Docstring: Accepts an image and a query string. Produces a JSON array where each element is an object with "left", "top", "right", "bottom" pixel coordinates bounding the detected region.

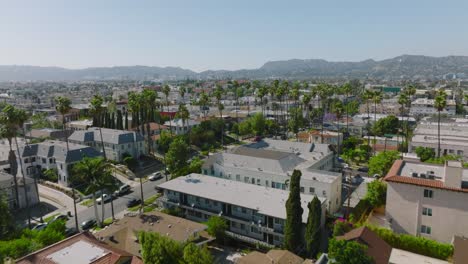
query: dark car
[
  {"left": 357, "top": 167, "right": 369, "bottom": 173},
  {"left": 81, "top": 219, "right": 96, "bottom": 230},
  {"left": 127, "top": 198, "right": 142, "bottom": 208},
  {"left": 49, "top": 214, "right": 68, "bottom": 224},
  {"left": 65, "top": 227, "right": 78, "bottom": 237}
]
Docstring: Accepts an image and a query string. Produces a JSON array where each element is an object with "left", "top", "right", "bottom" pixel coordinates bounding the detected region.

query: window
[
  {"left": 421, "top": 225, "right": 431, "bottom": 234},
  {"left": 214, "top": 201, "right": 219, "bottom": 206},
  {"left": 236, "top": 174, "right": 240, "bottom": 181},
  {"left": 251, "top": 178, "right": 255, "bottom": 184},
  {"left": 266, "top": 180, "right": 269, "bottom": 186},
  {"left": 300, "top": 187, "right": 304, "bottom": 193},
  {"left": 309, "top": 187, "right": 315, "bottom": 194},
  {"left": 241, "top": 207, "right": 247, "bottom": 214},
  {"left": 232, "top": 222, "right": 238, "bottom": 228},
  {"left": 424, "top": 189, "right": 433, "bottom": 198},
  {"left": 322, "top": 190, "right": 327, "bottom": 196},
  {"left": 251, "top": 226, "right": 260, "bottom": 234},
  {"left": 257, "top": 179, "right": 261, "bottom": 185},
  {"left": 195, "top": 197, "right": 200, "bottom": 202},
  {"left": 244, "top": 177, "right": 249, "bottom": 183},
  {"left": 240, "top": 224, "right": 245, "bottom": 230},
  {"left": 422, "top": 208, "right": 432, "bottom": 216}
]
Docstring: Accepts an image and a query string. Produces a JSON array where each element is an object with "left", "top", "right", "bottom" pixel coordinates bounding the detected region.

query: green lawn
[
  {"left": 80, "top": 199, "right": 94, "bottom": 207},
  {"left": 127, "top": 194, "right": 160, "bottom": 213}
]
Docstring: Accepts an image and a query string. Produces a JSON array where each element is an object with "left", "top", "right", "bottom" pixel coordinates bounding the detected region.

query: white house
[{"left": 164, "top": 118, "right": 200, "bottom": 135}]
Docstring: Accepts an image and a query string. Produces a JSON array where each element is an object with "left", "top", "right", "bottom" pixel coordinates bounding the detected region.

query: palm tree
[
  {"left": 257, "top": 84, "right": 267, "bottom": 117},
  {"left": 317, "top": 83, "right": 331, "bottom": 143},
  {"left": 213, "top": 85, "right": 225, "bottom": 147},
  {"left": 72, "top": 157, "right": 113, "bottom": 227},
  {"left": 434, "top": 90, "right": 447, "bottom": 158},
  {"left": 302, "top": 93, "right": 312, "bottom": 130},
  {"left": 128, "top": 92, "right": 141, "bottom": 130},
  {"left": 404, "top": 85, "right": 416, "bottom": 140},
  {"left": 398, "top": 93, "right": 409, "bottom": 155},
  {"left": 362, "top": 90, "right": 374, "bottom": 149},
  {"left": 332, "top": 101, "right": 344, "bottom": 156},
  {"left": 371, "top": 91, "right": 382, "bottom": 154},
  {"left": 0, "top": 108, "right": 19, "bottom": 208},
  {"left": 179, "top": 85, "right": 186, "bottom": 104},
  {"left": 176, "top": 103, "right": 190, "bottom": 138},
  {"left": 162, "top": 84, "right": 173, "bottom": 136},
  {"left": 198, "top": 91, "right": 209, "bottom": 121},
  {"left": 142, "top": 89, "right": 159, "bottom": 154},
  {"left": 341, "top": 83, "right": 352, "bottom": 134},
  {"left": 233, "top": 81, "right": 240, "bottom": 141},
  {"left": 90, "top": 95, "right": 107, "bottom": 159}
]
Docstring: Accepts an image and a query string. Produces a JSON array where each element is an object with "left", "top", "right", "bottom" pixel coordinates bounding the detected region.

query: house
[
  {"left": 158, "top": 173, "right": 327, "bottom": 247},
  {"left": 384, "top": 160, "right": 468, "bottom": 243},
  {"left": 16, "top": 231, "right": 142, "bottom": 264},
  {"left": 337, "top": 227, "right": 392, "bottom": 264},
  {"left": 130, "top": 122, "right": 168, "bottom": 143},
  {"left": 164, "top": 118, "right": 200, "bottom": 135},
  {"left": 18, "top": 140, "right": 103, "bottom": 186},
  {"left": 68, "top": 127, "right": 146, "bottom": 162},
  {"left": 236, "top": 249, "right": 306, "bottom": 264},
  {"left": 202, "top": 139, "right": 341, "bottom": 213},
  {"left": 0, "top": 171, "right": 39, "bottom": 209},
  {"left": 67, "top": 119, "right": 93, "bottom": 131},
  {"left": 410, "top": 98, "right": 456, "bottom": 116},
  {"left": 28, "top": 128, "right": 68, "bottom": 141},
  {"left": 309, "top": 130, "right": 343, "bottom": 146},
  {"left": 95, "top": 212, "right": 213, "bottom": 257}
]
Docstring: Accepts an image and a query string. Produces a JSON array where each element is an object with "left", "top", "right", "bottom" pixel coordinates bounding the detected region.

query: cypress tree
[
  {"left": 125, "top": 111, "right": 129, "bottom": 130},
  {"left": 305, "top": 196, "right": 322, "bottom": 257},
  {"left": 117, "top": 110, "right": 123, "bottom": 130},
  {"left": 111, "top": 112, "right": 115, "bottom": 129},
  {"left": 284, "top": 169, "right": 304, "bottom": 253}
]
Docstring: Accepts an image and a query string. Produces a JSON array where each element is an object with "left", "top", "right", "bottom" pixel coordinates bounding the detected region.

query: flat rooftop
[
  {"left": 389, "top": 248, "right": 449, "bottom": 264},
  {"left": 159, "top": 174, "right": 326, "bottom": 223},
  {"left": 411, "top": 134, "right": 468, "bottom": 146},
  {"left": 400, "top": 161, "right": 468, "bottom": 182},
  {"left": 47, "top": 240, "right": 110, "bottom": 264}
]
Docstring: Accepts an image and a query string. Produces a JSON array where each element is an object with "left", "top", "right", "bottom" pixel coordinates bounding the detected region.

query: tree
[
  {"left": 328, "top": 239, "right": 373, "bottom": 264},
  {"left": 434, "top": 90, "right": 447, "bottom": 158},
  {"left": 372, "top": 115, "right": 399, "bottom": 136},
  {"left": 331, "top": 100, "right": 344, "bottom": 154},
  {"left": 371, "top": 91, "right": 382, "bottom": 154},
  {"left": 305, "top": 196, "right": 321, "bottom": 258},
  {"left": 415, "top": 146, "right": 435, "bottom": 162},
  {"left": 71, "top": 157, "right": 112, "bottom": 227},
  {"left": 341, "top": 83, "right": 352, "bottom": 133},
  {"left": 206, "top": 216, "right": 228, "bottom": 241},
  {"left": 183, "top": 243, "right": 213, "bottom": 264},
  {"left": 90, "top": 95, "right": 107, "bottom": 159},
  {"left": 162, "top": 84, "right": 174, "bottom": 136},
  {"left": 0, "top": 192, "right": 14, "bottom": 238},
  {"left": 365, "top": 180, "right": 387, "bottom": 207},
  {"left": 165, "top": 137, "right": 190, "bottom": 174},
  {"left": 250, "top": 112, "right": 266, "bottom": 136},
  {"left": 288, "top": 107, "right": 304, "bottom": 141},
  {"left": 0, "top": 108, "right": 20, "bottom": 208},
  {"left": 284, "top": 169, "right": 304, "bottom": 253},
  {"left": 362, "top": 90, "right": 374, "bottom": 149},
  {"left": 332, "top": 221, "right": 353, "bottom": 237},
  {"left": 368, "top": 150, "right": 400, "bottom": 177},
  {"left": 213, "top": 85, "right": 225, "bottom": 147}
]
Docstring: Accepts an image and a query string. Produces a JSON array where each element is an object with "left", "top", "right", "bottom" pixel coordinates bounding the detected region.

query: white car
[
  {"left": 148, "top": 172, "right": 163, "bottom": 181},
  {"left": 96, "top": 194, "right": 112, "bottom": 204}
]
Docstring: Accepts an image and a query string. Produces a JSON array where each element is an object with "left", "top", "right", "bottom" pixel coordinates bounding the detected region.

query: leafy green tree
[
  {"left": 238, "top": 120, "right": 252, "bottom": 136},
  {"left": 372, "top": 115, "right": 399, "bottom": 136},
  {"left": 165, "top": 137, "right": 190, "bottom": 174},
  {"left": 305, "top": 196, "right": 321, "bottom": 257},
  {"left": 333, "top": 221, "right": 353, "bottom": 237},
  {"left": 415, "top": 146, "right": 435, "bottom": 162},
  {"left": 365, "top": 180, "right": 387, "bottom": 207},
  {"left": 368, "top": 150, "right": 400, "bottom": 177},
  {"left": 183, "top": 243, "right": 213, "bottom": 264},
  {"left": 206, "top": 216, "right": 228, "bottom": 241},
  {"left": 250, "top": 112, "right": 266, "bottom": 136},
  {"left": 284, "top": 169, "right": 304, "bottom": 253},
  {"left": 157, "top": 130, "right": 173, "bottom": 154},
  {"left": 328, "top": 239, "right": 373, "bottom": 264},
  {"left": 140, "top": 231, "right": 184, "bottom": 264},
  {"left": 0, "top": 192, "right": 14, "bottom": 238},
  {"left": 288, "top": 107, "right": 304, "bottom": 141}
]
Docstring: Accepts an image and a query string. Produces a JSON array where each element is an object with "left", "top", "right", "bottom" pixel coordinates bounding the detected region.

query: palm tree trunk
[
  {"left": 374, "top": 101, "right": 377, "bottom": 155},
  {"left": 438, "top": 111, "right": 441, "bottom": 158},
  {"left": 8, "top": 141, "right": 19, "bottom": 208},
  {"left": 93, "top": 192, "right": 101, "bottom": 227},
  {"left": 101, "top": 192, "right": 105, "bottom": 224},
  {"left": 15, "top": 136, "right": 30, "bottom": 228},
  {"left": 98, "top": 127, "right": 107, "bottom": 159},
  {"left": 366, "top": 100, "right": 371, "bottom": 149}
]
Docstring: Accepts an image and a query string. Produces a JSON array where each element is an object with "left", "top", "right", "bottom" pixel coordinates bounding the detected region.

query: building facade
[
  {"left": 0, "top": 171, "right": 39, "bottom": 209},
  {"left": 159, "top": 174, "right": 326, "bottom": 247},
  {"left": 384, "top": 160, "right": 468, "bottom": 243}
]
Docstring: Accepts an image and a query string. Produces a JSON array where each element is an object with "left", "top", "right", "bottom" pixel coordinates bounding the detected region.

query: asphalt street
[{"left": 66, "top": 176, "right": 166, "bottom": 230}]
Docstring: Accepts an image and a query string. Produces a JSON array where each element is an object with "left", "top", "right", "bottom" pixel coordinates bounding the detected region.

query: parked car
[
  {"left": 65, "top": 227, "right": 78, "bottom": 237},
  {"left": 32, "top": 223, "right": 48, "bottom": 231},
  {"left": 81, "top": 219, "right": 96, "bottom": 230},
  {"left": 148, "top": 172, "right": 162, "bottom": 181},
  {"left": 96, "top": 194, "right": 112, "bottom": 204},
  {"left": 126, "top": 198, "right": 141, "bottom": 208},
  {"left": 357, "top": 167, "right": 369, "bottom": 173},
  {"left": 49, "top": 214, "right": 68, "bottom": 223},
  {"left": 114, "top": 184, "right": 131, "bottom": 196}
]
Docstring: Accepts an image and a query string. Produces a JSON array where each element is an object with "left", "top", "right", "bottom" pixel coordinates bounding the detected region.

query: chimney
[{"left": 444, "top": 161, "right": 463, "bottom": 189}]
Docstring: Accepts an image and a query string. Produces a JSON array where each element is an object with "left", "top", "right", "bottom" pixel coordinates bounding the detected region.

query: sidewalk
[{"left": 38, "top": 184, "right": 87, "bottom": 214}]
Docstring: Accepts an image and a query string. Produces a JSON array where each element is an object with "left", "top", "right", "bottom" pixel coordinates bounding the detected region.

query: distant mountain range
[{"left": 1, "top": 55, "right": 468, "bottom": 81}]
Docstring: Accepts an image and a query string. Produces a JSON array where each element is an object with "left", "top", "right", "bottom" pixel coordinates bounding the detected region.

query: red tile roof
[
  {"left": 384, "top": 160, "right": 468, "bottom": 193},
  {"left": 337, "top": 227, "right": 392, "bottom": 264}
]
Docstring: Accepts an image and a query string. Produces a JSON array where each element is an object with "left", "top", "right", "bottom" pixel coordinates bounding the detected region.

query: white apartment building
[
  {"left": 18, "top": 140, "right": 102, "bottom": 186},
  {"left": 309, "top": 130, "right": 343, "bottom": 146},
  {"left": 384, "top": 160, "right": 468, "bottom": 243},
  {"left": 159, "top": 174, "right": 327, "bottom": 247},
  {"left": 164, "top": 118, "right": 200, "bottom": 135},
  {"left": 202, "top": 139, "right": 341, "bottom": 213},
  {"left": 410, "top": 98, "right": 456, "bottom": 116},
  {"left": 68, "top": 127, "right": 146, "bottom": 162},
  {"left": 410, "top": 118, "right": 468, "bottom": 160}
]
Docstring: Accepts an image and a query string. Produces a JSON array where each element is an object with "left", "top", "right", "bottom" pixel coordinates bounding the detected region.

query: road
[{"left": 66, "top": 176, "right": 167, "bottom": 230}]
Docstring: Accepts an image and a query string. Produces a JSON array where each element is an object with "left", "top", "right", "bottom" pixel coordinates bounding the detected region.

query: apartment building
[
  {"left": 159, "top": 174, "right": 327, "bottom": 247},
  {"left": 18, "top": 140, "right": 102, "bottom": 186},
  {"left": 358, "top": 98, "right": 403, "bottom": 115},
  {"left": 202, "top": 139, "right": 341, "bottom": 213},
  {"left": 68, "top": 127, "right": 146, "bottom": 162},
  {"left": 384, "top": 160, "right": 468, "bottom": 243},
  {"left": 0, "top": 171, "right": 39, "bottom": 209},
  {"left": 410, "top": 98, "right": 456, "bottom": 116},
  {"left": 309, "top": 130, "right": 343, "bottom": 146},
  {"left": 410, "top": 118, "right": 468, "bottom": 160},
  {"left": 163, "top": 118, "right": 200, "bottom": 135}
]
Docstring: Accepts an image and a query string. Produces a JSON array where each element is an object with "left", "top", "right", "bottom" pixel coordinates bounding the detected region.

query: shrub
[
  {"left": 366, "top": 225, "right": 453, "bottom": 260},
  {"left": 349, "top": 199, "right": 372, "bottom": 224}
]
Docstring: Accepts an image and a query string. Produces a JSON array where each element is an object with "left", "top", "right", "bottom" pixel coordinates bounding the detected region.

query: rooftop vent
[{"left": 412, "top": 172, "right": 418, "bottom": 177}]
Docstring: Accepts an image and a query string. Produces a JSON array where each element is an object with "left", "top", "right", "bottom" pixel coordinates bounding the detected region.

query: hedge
[
  {"left": 366, "top": 225, "right": 453, "bottom": 260},
  {"left": 349, "top": 199, "right": 371, "bottom": 224}
]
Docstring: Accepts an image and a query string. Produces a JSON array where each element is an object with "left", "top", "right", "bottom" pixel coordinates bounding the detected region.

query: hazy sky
[{"left": 0, "top": 0, "right": 467, "bottom": 72}]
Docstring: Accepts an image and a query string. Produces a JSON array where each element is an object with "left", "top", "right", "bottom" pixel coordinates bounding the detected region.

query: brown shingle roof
[
  {"left": 236, "top": 250, "right": 304, "bottom": 264},
  {"left": 16, "top": 232, "right": 140, "bottom": 264},
  {"left": 336, "top": 227, "right": 392, "bottom": 264}
]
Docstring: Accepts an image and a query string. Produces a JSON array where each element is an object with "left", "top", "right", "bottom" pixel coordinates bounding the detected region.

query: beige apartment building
[{"left": 384, "top": 160, "right": 468, "bottom": 243}]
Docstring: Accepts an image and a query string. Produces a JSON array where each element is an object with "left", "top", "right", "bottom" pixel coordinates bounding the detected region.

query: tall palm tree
[
  {"left": 90, "top": 95, "right": 107, "bottom": 159},
  {"left": 257, "top": 84, "right": 268, "bottom": 117},
  {"left": 54, "top": 96, "right": 79, "bottom": 229},
  {"left": 162, "top": 84, "right": 173, "bottom": 136},
  {"left": 362, "top": 90, "right": 374, "bottom": 149},
  {"left": 404, "top": 85, "right": 416, "bottom": 140},
  {"left": 434, "top": 90, "right": 447, "bottom": 158},
  {"left": 179, "top": 85, "right": 186, "bottom": 105},
  {"left": 213, "top": 85, "right": 225, "bottom": 147},
  {"left": 128, "top": 92, "right": 141, "bottom": 130},
  {"left": 0, "top": 108, "right": 19, "bottom": 208},
  {"left": 142, "top": 89, "right": 158, "bottom": 154},
  {"left": 198, "top": 91, "right": 209, "bottom": 121},
  {"left": 341, "top": 83, "right": 352, "bottom": 134},
  {"left": 72, "top": 157, "right": 113, "bottom": 227},
  {"left": 398, "top": 93, "right": 409, "bottom": 155},
  {"left": 176, "top": 103, "right": 190, "bottom": 138},
  {"left": 371, "top": 91, "right": 382, "bottom": 154},
  {"left": 233, "top": 81, "right": 240, "bottom": 141},
  {"left": 302, "top": 93, "right": 312, "bottom": 130},
  {"left": 332, "top": 101, "right": 344, "bottom": 156},
  {"left": 317, "top": 83, "right": 331, "bottom": 143}
]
